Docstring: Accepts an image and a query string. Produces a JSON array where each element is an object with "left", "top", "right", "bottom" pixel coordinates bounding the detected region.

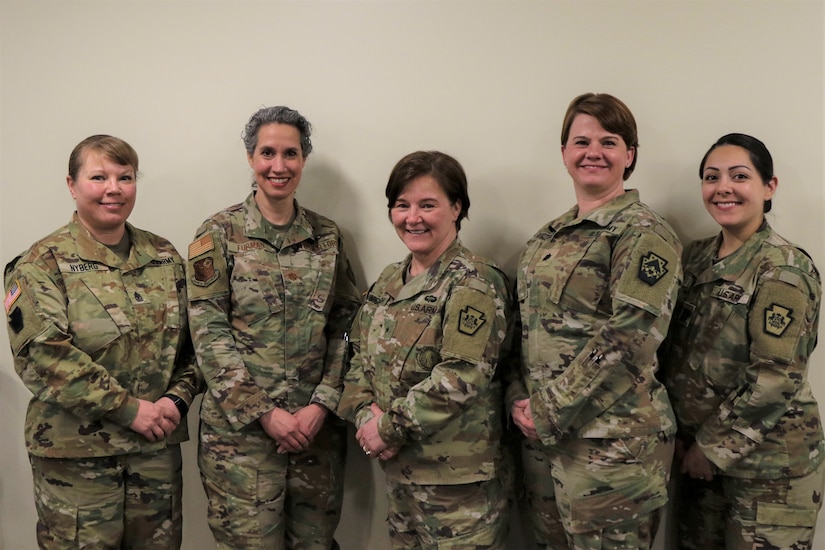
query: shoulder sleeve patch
[
  {"left": 749, "top": 279, "right": 808, "bottom": 362},
  {"left": 615, "top": 232, "right": 680, "bottom": 315},
  {"left": 441, "top": 287, "right": 496, "bottom": 363},
  {"left": 5, "top": 278, "right": 47, "bottom": 355},
  {"left": 186, "top": 233, "right": 230, "bottom": 301}
]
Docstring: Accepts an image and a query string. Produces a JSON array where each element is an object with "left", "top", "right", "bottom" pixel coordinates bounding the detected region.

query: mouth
[
  {"left": 713, "top": 201, "right": 742, "bottom": 208},
  {"left": 405, "top": 228, "right": 428, "bottom": 235},
  {"left": 267, "top": 177, "right": 290, "bottom": 185}
]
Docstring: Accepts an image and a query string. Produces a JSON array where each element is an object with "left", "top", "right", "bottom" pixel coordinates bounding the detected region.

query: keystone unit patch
[
  {"left": 638, "top": 252, "right": 668, "bottom": 286},
  {"left": 458, "top": 306, "right": 486, "bottom": 335},
  {"left": 764, "top": 303, "right": 793, "bottom": 337}
]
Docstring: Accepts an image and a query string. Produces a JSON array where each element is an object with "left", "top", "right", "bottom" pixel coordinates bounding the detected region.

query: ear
[
  {"left": 451, "top": 200, "right": 461, "bottom": 221},
  {"left": 247, "top": 152, "right": 254, "bottom": 168},
  {"left": 66, "top": 175, "right": 77, "bottom": 199},
  {"left": 764, "top": 175, "right": 778, "bottom": 200},
  {"left": 626, "top": 146, "right": 635, "bottom": 168}
]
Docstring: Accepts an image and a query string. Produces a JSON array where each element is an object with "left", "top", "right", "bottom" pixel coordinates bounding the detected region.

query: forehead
[
  {"left": 398, "top": 175, "right": 447, "bottom": 199},
  {"left": 705, "top": 144, "right": 753, "bottom": 168},
  {"left": 568, "top": 113, "right": 615, "bottom": 136},
  {"left": 78, "top": 148, "right": 133, "bottom": 173},
  {"left": 255, "top": 123, "right": 301, "bottom": 148}
]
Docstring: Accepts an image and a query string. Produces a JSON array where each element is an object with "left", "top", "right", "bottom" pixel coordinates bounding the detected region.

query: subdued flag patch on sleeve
[
  {"left": 4, "top": 279, "right": 21, "bottom": 314},
  {"left": 189, "top": 234, "right": 214, "bottom": 259}
]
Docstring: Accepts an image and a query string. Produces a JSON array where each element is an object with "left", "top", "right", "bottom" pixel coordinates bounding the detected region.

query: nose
[
  {"left": 716, "top": 174, "right": 733, "bottom": 194},
  {"left": 104, "top": 177, "right": 122, "bottom": 193},
  {"left": 271, "top": 154, "right": 286, "bottom": 172},
  {"left": 585, "top": 142, "right": 602, "bottom": 157},
  {"left": 407, "top": 206, "right": 423, "bottom": 223}
]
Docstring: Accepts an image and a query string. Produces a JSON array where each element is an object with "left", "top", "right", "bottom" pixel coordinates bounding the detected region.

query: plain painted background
[{"left": 1, "top": 1, "right": 823, "bottom": 548}]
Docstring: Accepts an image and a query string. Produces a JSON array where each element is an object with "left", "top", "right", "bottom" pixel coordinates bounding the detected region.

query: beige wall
[{"left": 1, "top": 1, "right": 823, "bottom": 548}]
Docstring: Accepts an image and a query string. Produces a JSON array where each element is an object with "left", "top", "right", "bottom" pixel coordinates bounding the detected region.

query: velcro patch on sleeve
[
  {"left": 749, "top": 279, "right": 808, "bottom": 362},
  {"left": 5, "top": 278, "right": 46, "bottom": 355},
  {"left": 615, "top": 232, "right": 679, "bottom": 315},
  {"left": 441, "top": 287, "right": 496, "bottom": 363},
  {"left": 188, "top": 234, "right": 215, "bottom": 259}
]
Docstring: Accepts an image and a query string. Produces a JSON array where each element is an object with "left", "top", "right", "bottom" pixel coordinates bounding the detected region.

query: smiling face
[
  {"left": 67, "top": 148, "right": 136, "bottom": 244},
  {"left": 390, "top": 175, "right": 460, "bottom": 271},
  {"left": 701, "top": 144, "right": 777, "bottom": 244},
  {"left": 248, "top": 123, "right": 306, "bottom": 208},
  {"left": 562, "top": 113, "right": 634, "bottom": 204}
]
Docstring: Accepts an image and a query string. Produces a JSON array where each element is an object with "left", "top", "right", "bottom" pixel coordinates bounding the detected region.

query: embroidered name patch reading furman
[
  {"left": 458, "top": 306, "right": 486, "bottom": 335},
  {"left": 638, "top": 252, "right": 668, "bottom": 286},
  {"left": 764, "top": 303, "right": 793, "bottom": 337}
]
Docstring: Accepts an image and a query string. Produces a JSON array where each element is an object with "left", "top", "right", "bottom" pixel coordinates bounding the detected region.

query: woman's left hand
[
  {"left": 356, "top": 403, "right": 391, "bottom": 459},
  {"left": 681, "top": 442, "right": 716, "bottom": 481}
]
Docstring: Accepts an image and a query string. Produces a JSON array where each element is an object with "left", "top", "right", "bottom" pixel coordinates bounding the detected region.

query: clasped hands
[
  {"left": 129, "top": 396, "right": 183, "bottom": 442},
  {"left": 259, "top": 403, "right": 328, "bottom": 454},
  {"left": 357, "top": 403, "right": 399, "bottom": 461}
]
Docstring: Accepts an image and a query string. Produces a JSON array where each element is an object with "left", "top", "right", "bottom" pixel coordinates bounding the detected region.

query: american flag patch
[
  {"left": 188, "top": 234, "right": 214, "bottom": 259},
  {"left": 4, "top": 279, "right": 21, "bottom": 314}
]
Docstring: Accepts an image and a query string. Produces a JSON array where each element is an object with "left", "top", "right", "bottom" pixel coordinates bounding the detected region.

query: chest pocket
[
  {"left": 526, "top": 232, "right": 609, "bottom": 314},
  {"left": 280, "top": 243, "right": 337, "bottom": 316},
  {"left": 230, "top": 248, "right": 284, "bottom": 326},
  {"left": 368, "top": 299, "right": 442, "bottom": 392},
  {"left": 686, "top": 283, "right": 750, "bottom": 388},
  {"left": 66, "top": 271, "right": 133, "bottom": 356}
]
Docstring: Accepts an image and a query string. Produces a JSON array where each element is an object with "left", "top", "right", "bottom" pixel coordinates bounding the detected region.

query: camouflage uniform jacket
[
  {"left": 338, "top": 239, "right": 511, "bottom": 485},
  {"left": 661, "top": 222, "right": 824, "bottom": 479},
  {"left": 187, "top": 193, "right": 361, "bottom": 431},
  {"left": 507, "top": 190, "right": 682, "bottom": 445},
  {"left": 3, "top": 213, "right": 200, "bottom": 458}
]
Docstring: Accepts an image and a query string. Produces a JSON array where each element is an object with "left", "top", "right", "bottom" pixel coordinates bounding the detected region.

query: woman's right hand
[
  {"left": 259, "top": 407, "right": 311, "bottom": 454},
  {"left": 129, "top": 399, "right": 177, "bottom": 441},
  {"left": 512, "top": 398, "right": 539, "bottom": 440}
]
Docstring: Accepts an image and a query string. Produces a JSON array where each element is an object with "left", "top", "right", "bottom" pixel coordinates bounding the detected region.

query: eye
[
  {"left": 574, "top": 139, "right": 588, "bottom": 146},
  {"left": 602, "top": 139, "right": 617, "bottom": 147},
  {"left": 702, "top": 173, "right": 718, "bottom": 182},
  {"left": 285, "top": 149, "right": 299, "bottom": 158},
  {"left": 393, "top": 201, "right": 409, "bottom": 210},
  {"left": 90, "top": 174, "right": 106, "bottom": 181},
  {"left": 120, "top": 174, "right": 134, "bottom": 182},
  {"left": 732, "top": 172, "right": 749, "bottom": 181},
  {"left": 259, "top": 148, "right": 274, "bottom": 158}
]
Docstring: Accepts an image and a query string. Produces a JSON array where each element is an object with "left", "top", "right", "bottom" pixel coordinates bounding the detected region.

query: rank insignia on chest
[
  {"left": 764, "top": 303, "right": 793, "bottom": 337},
  {"left": 458, "top": 306, "right": 486, "bottom": 335},
  {"left": 638, "top": 252, "right": 668, "bottom": 285}
]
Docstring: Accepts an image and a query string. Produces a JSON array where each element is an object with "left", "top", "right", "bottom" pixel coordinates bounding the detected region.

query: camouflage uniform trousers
[
  {"left": 385, "top": 475, "right": 510, "bottom": 550},
  {"left": 674, "top": 458, "right": 825, "bottom": 550},
  {"left": 198, "top": 418, "right": 347, "bottom": 550},
  {"left": 521, "top": 433, "right": 674, "bottom": 550},
  {"left": 29, "top": 446, "right": 183, "bottom": 550}
]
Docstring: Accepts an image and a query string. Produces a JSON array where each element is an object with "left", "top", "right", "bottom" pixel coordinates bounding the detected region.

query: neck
[
  {"left": 409, "top": 236, "right": 456, "bottom": 277},
  {"left": 575, "top": 186, "right": 624, "bottom": 217},
  {"left": 256, "top": 193, "right": 296, "bottom": 226},
  {"left": 78, "top": 217, "right": 126, "bottom": 245}
]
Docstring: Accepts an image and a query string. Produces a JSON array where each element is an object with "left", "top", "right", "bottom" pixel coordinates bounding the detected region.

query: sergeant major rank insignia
[
  {"left": 458, "top": 306, "right": 486, "bottom": 335},
  {"left": 638, "top": 251, "right": 668, "bottom": 286},
  {"left": 764, "top": 303, "right": 793, "bottom": 337}
]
